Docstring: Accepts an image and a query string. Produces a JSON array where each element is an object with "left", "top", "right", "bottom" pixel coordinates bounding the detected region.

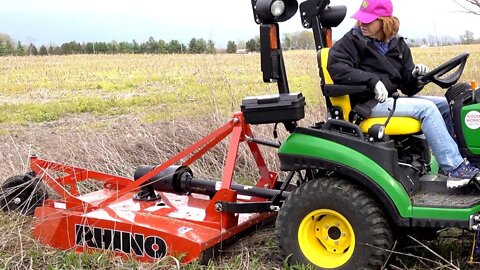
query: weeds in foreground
[{"left": 0, "top": 113, "right": 478, "bottom": 269}]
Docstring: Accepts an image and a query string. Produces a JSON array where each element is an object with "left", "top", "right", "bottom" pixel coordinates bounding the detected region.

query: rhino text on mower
[{"left": 1, "top": 0, "right": 480, "bottom": 269}]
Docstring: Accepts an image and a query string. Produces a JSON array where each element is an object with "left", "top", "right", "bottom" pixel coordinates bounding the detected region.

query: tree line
[
  {"left": 0, "top": 35, "right": 218, "bottom": 56},
  {"left": 407, "top": 30, "right": 480, "bottom": 47},
  {"left": 0, "top": 30, "right": 479, "bottom": 57},
  {"left": 0, "top": 32, "right": 314, "bottom": 56}
]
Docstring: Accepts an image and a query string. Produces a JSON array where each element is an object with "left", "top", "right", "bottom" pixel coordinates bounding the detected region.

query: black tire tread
[
  {"left": 0, "top": 174, "right": 48, "bottom": 215},
  {"left": 276, "top": 177, "right": 392, "bottom": 269}
]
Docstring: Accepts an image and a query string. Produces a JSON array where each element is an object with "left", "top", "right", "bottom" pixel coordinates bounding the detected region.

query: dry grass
[
  {"left": 0, "top": 45, "right": 479, "bottom": 269},
  {"left": 411, "top": 44, "right": 480, "bottom": 95}
]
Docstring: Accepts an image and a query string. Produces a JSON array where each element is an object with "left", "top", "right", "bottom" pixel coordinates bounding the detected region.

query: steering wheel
[{"left": 419, "top": 52, "right": 470, "bottom": 89}]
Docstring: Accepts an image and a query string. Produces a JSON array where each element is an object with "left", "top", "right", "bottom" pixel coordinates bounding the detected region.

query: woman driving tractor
[{"left": 327, "top": 0, "right": 479, "bottom": 188}]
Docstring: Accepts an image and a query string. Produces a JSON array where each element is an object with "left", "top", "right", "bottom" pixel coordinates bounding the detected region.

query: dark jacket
[{"left": 327, "top": 27, "right": 423, "bottom": 109}]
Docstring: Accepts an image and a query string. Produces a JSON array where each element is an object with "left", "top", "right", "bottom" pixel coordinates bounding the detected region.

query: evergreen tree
[
  {"left": 158, "top": 39, "right": 167, "bottom": 54},
  {"left": 0, "top": 43, "right": 6, "bottom": 56},
  {"left": 132, "top": 40, "right": 140, "bottom": 54},
  {"left": 189, "top": 38, "right": 207, "bottom": 53},
  {"left": 226, "top": 41, "right": 237, "bottom": 54},
  {"left": 0, "top": 34, "right": 14, "bottom": 55},
  {"left": 61, "top": 41, "right": 83, "bottom": 54},
  {"left": 139, "top": 42, "right": 148, "bottom": 54},
  {"left": 146, "top": 36, "right": 158, "bottom": 53},
  {"left": 85, "top": 42, "right": 95, "bottom": 54},
  {"left": 16, "top": 41, "right": 25, "bottom": 56},
  {"left": 118, "top": 42, "right": 131, "bottom": 53},
  {"left": 198, "top": 38, "right": 207, "bottom": 53},
  {"left": 207, "top": 40, "right": 216, "bottom": 54},
  {"left": 107, "top": 41, "right": 119, "bottom": 54},
  {"left": 28, "top": 43, "right": 38, "bottom": 55},
  {"left": 188, "top": 38, "right": 198, "bottom": 53},
  {"left": 283, "top": 33, "right": 292, "bottom": 50},
  {"left": 246, "top": 38, "right": 260, "bottom": 52},
  {"left": 0, "top": 42, "right": 9, "bottom": 56},
  {"left": 47, "top": 45, "right": 56, "bottom": 55},
  {"left": 95, "top": 42, "right": 108, "bottom": 54},
  {"left": 52, "top": 46, "right": 63, "bottom": 55},
  {"left": 39, "top": 45, "right": 48, "bottom": 55},
  {"left": 190, "top": 38, "right": 207, "bottom": 53},
  {"left": 167, "top": 40, "right": 183, "bottom": 54}
]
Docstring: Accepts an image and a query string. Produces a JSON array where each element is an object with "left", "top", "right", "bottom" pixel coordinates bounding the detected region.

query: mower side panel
[
  {"left": 33, "top": 191, "right": 275, "bottom": 263},
  {"left": 278, "top": 132, "right": 412, "bottom": 218}
]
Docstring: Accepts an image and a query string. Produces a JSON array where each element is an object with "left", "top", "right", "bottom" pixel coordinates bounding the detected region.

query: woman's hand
[
  {"left": 412, "top": 64, "right": 430, "bottom": 77},
  {"left": 374, "top": 81, "right": 388, "bottom": 103}
]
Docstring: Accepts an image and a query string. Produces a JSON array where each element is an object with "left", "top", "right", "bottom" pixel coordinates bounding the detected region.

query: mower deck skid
[{"left": 29, "top": 113, "right": 280, "bottom": 263}]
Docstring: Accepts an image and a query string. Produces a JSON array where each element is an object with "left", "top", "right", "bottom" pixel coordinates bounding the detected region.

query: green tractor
[{"left": 244, "top": 0, "right": 480, "bottom": 268}]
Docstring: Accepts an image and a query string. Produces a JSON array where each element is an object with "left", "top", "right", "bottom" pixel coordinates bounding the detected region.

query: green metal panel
[
  {"left": 278, "top": 133, "right": 413, "bottom": 218},
  {"left": 461, "top": 104, "right": 480, "bottom": 155},
  {"left": 412, "top": 205, "right": 480, "bottom": 220},
  {"left": 428, "top": 155, "right": 439, "bottom": 176}
]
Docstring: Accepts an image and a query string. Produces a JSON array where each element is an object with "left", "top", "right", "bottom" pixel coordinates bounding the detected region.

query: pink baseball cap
[{"left": 352, "top": 0, "right": 393, "bottom": 24}]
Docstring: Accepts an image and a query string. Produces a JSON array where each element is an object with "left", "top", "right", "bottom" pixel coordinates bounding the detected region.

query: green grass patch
[{"left": 0, "top": 46, "right": 478, "bottom": 125}]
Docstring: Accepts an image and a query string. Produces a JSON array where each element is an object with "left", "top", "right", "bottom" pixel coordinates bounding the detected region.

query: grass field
[
  {"left": 0, "top": 45, "right": 479, "bottom": 125},
  {"left": 0, "top": 45, "right": 479, "bottom": 269}
]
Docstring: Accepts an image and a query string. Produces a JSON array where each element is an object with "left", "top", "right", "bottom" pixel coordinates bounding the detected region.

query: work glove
[
  {"left": 412, "top": 64, "right": 429, "bottom": 77},
  {"left": 374, "top": 81, "right": 388, "bottom": 103}
]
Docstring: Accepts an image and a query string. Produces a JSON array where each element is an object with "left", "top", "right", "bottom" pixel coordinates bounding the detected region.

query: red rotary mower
[{"left": 5, "top": 110, "right": 296, "bottom": 263}]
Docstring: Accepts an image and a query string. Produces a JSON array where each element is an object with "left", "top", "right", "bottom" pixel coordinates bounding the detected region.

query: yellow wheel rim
[{"left": 298, "top": 209, "right": 355, "bottom": 268}]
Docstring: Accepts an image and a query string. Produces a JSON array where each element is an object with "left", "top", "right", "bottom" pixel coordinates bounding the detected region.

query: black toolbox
[{"left": 240, "top": 93, "right": 306, "bottom": 124}]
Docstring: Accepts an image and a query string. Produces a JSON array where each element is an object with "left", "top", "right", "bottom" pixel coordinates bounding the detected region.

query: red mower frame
[{"left": 30, "top": 112, "right": 284, "bottom": 263}]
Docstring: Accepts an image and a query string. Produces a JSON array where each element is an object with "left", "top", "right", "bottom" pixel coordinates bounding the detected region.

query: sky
[{"left": 0, "top": 0, "right": 479, "bottom": 48}]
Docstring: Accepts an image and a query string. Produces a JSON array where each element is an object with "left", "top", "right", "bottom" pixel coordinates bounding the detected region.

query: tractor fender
[
  {"left": 279, "top": 154, "right": 410, "bottom": 227},
  {"left": 278, "top": 132, "right": 413, "bottom": 226}
]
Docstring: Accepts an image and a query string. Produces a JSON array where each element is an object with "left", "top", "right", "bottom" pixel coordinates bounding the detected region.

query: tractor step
[
  {"left": 414, "top": 175, "right": 480, "bottom": 208},
  {"left": 419, "top": 174, "right": 480, "bottom": 193},
  {"left": 412, "top": 191, "right": 480, "bottom": 208}
]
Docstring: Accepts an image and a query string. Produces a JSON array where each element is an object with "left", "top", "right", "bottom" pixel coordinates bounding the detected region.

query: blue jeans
[{"left": 369, "top": 96, "right": 462, "bottom": 172}]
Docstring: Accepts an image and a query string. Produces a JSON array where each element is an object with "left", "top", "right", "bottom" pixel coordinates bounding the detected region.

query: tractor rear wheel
[
  {"left": 0, "top": 174, "right": 48, "bottom": 215},
  {"left": 276, "top": 177, "right": 392, "bottom": 269}
]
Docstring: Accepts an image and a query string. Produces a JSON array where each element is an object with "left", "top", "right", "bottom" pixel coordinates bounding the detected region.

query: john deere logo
[{"left": 361, "top": 1, "right": 369, "bottom": 8}]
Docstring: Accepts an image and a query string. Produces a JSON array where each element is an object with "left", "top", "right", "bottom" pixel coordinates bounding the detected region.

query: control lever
[
  {"left": 368, "top": 92, "right": 400, "bottom": 142},
  {"left": 384, "top": 92, "right": 400, "bottom": 128}
]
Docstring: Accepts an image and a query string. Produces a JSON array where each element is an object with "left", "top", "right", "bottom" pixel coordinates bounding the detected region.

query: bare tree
[
  {"left": 460, "top": 30, "right": 476, "bottom": 44},
  {"left": 454, "top": 0, "right": 480, "bottom": 15},
  {"left": 439, "top": 35, "right": 457, "bottom": 45},
  {"left": 427, "top": 35, "right": 437, "bottom": 46}
]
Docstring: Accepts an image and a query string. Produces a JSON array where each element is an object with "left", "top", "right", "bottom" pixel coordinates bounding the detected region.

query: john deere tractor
[{"left": 243, "top": 0, "right": 480, "bottom": 268}]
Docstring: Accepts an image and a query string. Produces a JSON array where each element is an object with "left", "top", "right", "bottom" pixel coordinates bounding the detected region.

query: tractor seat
[{"left": 319, "top": 48, "right": 421, "bottom": 135}]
